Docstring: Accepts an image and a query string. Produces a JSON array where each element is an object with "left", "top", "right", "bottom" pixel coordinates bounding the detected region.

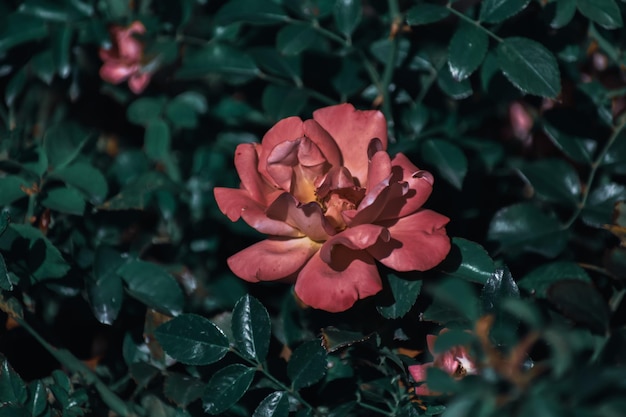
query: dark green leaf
[
  {"left": 284, "top": 0, "right": 334, "bottom": 19},
  {"left": 547, "top": 280, "right": 610, "bottom": 335},
  {"left": 320, "top": 327, "right": 371, "bottom": 353},
  {"left": 428, "top": 277, "right": 480, "bottom": 322},
  {"left": 232, "top": 295, "right": 271, "bottom": 361},
  {"left": 0, "top": 13, "right": 47, "bottom": 52},
  {"left": 117, "top": 260, "right": 184, "bottom": 316},
  {"left": 0, "top": 176, "right": 30, "bottom": 206},
  {"left": 52, "top": 25, "right": 72, "bottom": 78},
  {"left": 165, "top": 101, "right": 198, "bottom": 130},
  {"left": 437, "top": 66, "right": 473, "bottom": 99},
  {"left": 487, "top": 203, "right": 568, "bottom": 258},
  {"left": 19, "top": 0, "right": 81, "bottom": 22},
  {"left": 552, "top": 0, "right": 577, "bottom": 28},
  {"left": 202, "top": 364, "right": 256, "bottom": 415},
  {"left": 421, "top": 139, "right": 468, "bottom": 189},
  {"left": 251, "top": 47, "right": 301, "bottom": 81},
  {"left": 519, "top": 261, "right": 591, "bottom": 297},
  {"left": 253, "top": 391, "right": 289, "bottom": 417},
  {"left": 30, "top": 50, "right": 55, "bottom": 85},
  {"left": 276, "top": 25, "right": 318, "bottom": 56},
  {"left": 497, "top": 37, "right": 561, "bottom": 98},
  {"left": 155, "top": 314, "right": 229, "bottom": 365},
  {"left": 41, "top": 187, "right": 86, "bottom": 215},
  {"left": 376, "top": 274, "right": 422, "bottom": 319},
  {"left": 448, "top": 22, "right": 489, "bottom": 81},
  {"left": 163, "top": 373, "right": 204, "bottom": 407},
  {"left": 144, "top": 119, "right": 171, "bottom": 161},
  {"left": 577, "top": 0, "right": 623, "bottom": 29},
  {"left": 405, "top": 4, "right": 450, "bottom": 25},
  {"left": 50, "top": 161, "right": 109, "bottom": 204},
  {"left": 0, "top": 212, "right": 9, "bottom": 237},
  {"left": 177, "top": 44, "right": 259, "bottom": 83},
  {"left": 443, "top": 238, "right": 495, "bottom": 284},
  {"left": 331, "top": 57, "right": 367, "bottom": 97},
  {"left": 43, "top": 123, "right": 89, "bottom": 170},
  {"left": 287, "top": 340, "right": 327, "bottom": 389},
  {"left": 5, "top": 68, "right": 27, "bottom": 106},
  {"left": 215, "top": 0, "right": 287, "bottom": 25},
  {"left": 582, "top": 183, "right": 626, "bottom": 226},
  {"left": 129, "top": 362, "right": 159, "bottom": 389},
  {"left": 432, "top": 329, "right": 474, "bottom": 353},
  {"left": 480, "top": 0, "right": 531, "bottom": 23},
  {"left": 0, "top": 355, "right": 27, "bottom": 404},
  {"left": 26, "top": 381, "right": 47, "bottom": 417},
  {"left": 481, "top": 266, "right": 520, "bottom": 314},
  {"left": 127, "top": 98, "right": 165, "bottom": 126},
  {"left": 426, "top": 367, "right": 458, "bottom": 394},
  {"left": 100, "top": 171, "right": 173, "bottom": 210},
  {"left": 262, "top": 85, "right": 308, "bottom": 121},
  {"left": 541, "top": 122, "right": 592, "bottom": 163},
  {"left": 333, "top": 0, "right": 361, "bottom": 37},
  {"left": 0, "top": 254, "right": 11, "bottom": 291},
  {"left": 518, "top": 158, "right": 581, "bottom": 206},
  {"left": 88, "top": 246, "right": 125, "bottom": 325}
]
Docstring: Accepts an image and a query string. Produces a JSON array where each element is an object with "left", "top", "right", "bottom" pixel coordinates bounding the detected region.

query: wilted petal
[
  {"left": 319, "top": 224, "right": 389, "bottom": 264},
  {"left": 295, "top": 249, "right": 382, "bottom": 312},
  {"left": 228, "top": 237, "right": 321, "bottom": 282},
  {"left": 313, "top": 103, "right": 387, "bottom": 187},
  {"left": 213, "top": 188, "right": 302, "bottom": 237},
  {"left": 99, "top": 62, "right": 136, "bottom": 84},
  {"left": 128, "top": 72, "right": 151, "bottom": 94},
  {"left": 266, "top": 193, "right": 334, "bottom": 241},
  {"left": 368, "top": 210, "right": 450, "bottom": 271}
]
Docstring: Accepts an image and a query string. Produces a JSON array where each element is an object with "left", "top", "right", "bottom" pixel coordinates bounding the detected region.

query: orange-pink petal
[
  {"left": 128, "top": 72, "right": 151, "bottom": 94},
  {"left": 228, "top": 237, "right": 320, "bottom": 282},
  {"left": 294, "top": 249, "right": 382, "bottom": 312},
  {"left": 259, "top": 116, "right": 304, "bottom": 187},
  {"left": 302, "top": 119, "right": 342, "bottom": 168},
  {"left": 235, "top": 143, "right": 281, "bottom": 205},
  {"left": 99, "top": 62, "right": 136, "bottom": 84},
  {"left": 266, "top": 193, "right": 334, "bottom": 241},
  {"left": 319, "top": 224, "right": 390, "bottom": 264}
]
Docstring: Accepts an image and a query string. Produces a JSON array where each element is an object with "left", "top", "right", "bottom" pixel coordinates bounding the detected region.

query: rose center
[{"left": 318, "top": 187, "right": 365, "bottom": 231}]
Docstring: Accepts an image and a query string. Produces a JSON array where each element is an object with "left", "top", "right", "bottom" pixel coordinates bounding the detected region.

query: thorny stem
[
  {"left": 445, "top": 4, "right": 504, "bottom": 43},
  {"left": 563, "top": 114, "right": 626, "bottom": 228}
]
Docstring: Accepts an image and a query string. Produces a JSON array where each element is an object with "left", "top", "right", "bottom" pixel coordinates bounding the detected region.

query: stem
[
  {"left": 563, "top": 114, "right": 626, "bottom": 228},
  {"left": 356, "top": 397, "right": 393, "bottom": 416},
  {"left": 445, "top": 4, "right": 503, "bottom": 43},
  {"left": 288, "top": 18, "right": 349, "bottom": 47}
]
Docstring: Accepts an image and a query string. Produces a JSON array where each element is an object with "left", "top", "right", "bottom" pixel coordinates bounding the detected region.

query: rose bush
[
  {"left": 99, "top": 21, "right": 151, "bottom": 94},
  {"left": 408, "top": 330, "right": 477, "bottom": 396},
  {"left": 214, "top": 103, "right": 451, "bottom": 312}
]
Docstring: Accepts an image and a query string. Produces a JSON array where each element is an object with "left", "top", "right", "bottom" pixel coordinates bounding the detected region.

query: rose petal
[
  {"left": 367, "top": 210, "right": 451, "bottom": 271},
  {"left": 213, "top": 188, "right": 302, "bottom": 237},
  {"left": 302, "top": 119, "right": 342, "bottom": 167},
  {"left": 266, "top": 193, "right": 334, "bottom": 241},
  {"left": 259, "top": 116, "right": 304, "bottom": 187},
  {"left": 295, "top": 249, "right": 382, "bottom": 312},
  {"left": 228, "top": 237, "right": 321, "bottom": 282},
  {"left": 408, "top": 363, "right": 431, "bottom": 383},
  {"left": 313, "top": 103, "right": 387, "bottom": 187},
  {"left": 235, "top": 143, "right": 281, "bottom": 205},
  {"left": 99, "top": 62, "right": 136, "bottom": 84},
  {"left": 414, "top": 385, "right": 434, "bottom": 396},
  {"left": 427, "top": 334, "right": 438, "bottom": 355},
  {"left": 367, "top": 150, "right": 392, "bottom": 188},
  {"left": 319, "top": 224, "right": 390, "bottom": 264},
  {"left": 342, "top": 181, "right": 406, "bottom": 226},
  {"left": 116, "top": 22, "right": 146, "bottom": 60},
  {"left": 128, "top": 72, "right": 151, "bottom": 94}
]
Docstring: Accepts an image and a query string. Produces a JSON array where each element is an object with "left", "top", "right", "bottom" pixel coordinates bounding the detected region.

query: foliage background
[{"left": 1, "top": 0, "right": 626, "bottom": 416}]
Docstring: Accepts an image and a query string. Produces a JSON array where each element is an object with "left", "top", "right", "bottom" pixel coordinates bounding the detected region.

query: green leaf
[
  {"left": 481, "top": 266, "right": 520, "bottom": 314},
  {"left": 518, "top": 158, "right": 581, "bottom": 207},
  {"left": 43, "top": 123, "right": 89, "bottom": 170},
  {"left": 5, "top": 68, "right": 27, "bottom": 106},
  {"left": 333, "top": 0, "right": 361, "bottom": 37},
  {"left": 405, "top": 4, "right": 450, "bottom": 25},
  {"left": 421, "top": 139, "right": 468, "bottom": 189},
  {"left": 117, "top": 260, "right": 184, "bottom": 316},
  {"left": 287, "top": 340, "right": 327, "bottom": 389},
  {"left": 487, "top": 203, "right": 568, "bottom": 258},
  {"left": 52, "top": 24, "right": 72, "bottom": 78},
  {"left": 41, "top": 187, "right": 86, "bottom": 215},
  {"left": 0, "top": 13, "right": 47, "bottom": 52},
  {"left": 0, "top": 212, "right": 9, "bottom": 237},
  {"left": 376, "top": 274, "right": 422, "bottom": 319},
  {"left": 127, "top": 98, "right": 165, "bottom": 126},
  {"left": 165, "top": 101, "right": 198, "bottom": 130},
  {"left": 155, "top": 314, "right": 229, "bottom": 365},
  {"left": 577, "top": 0, "right": 623, "bottom": 29},
  {"left": 232, "top": 295, "right": 271, "bottom": 362},
  {"left": 432, "top": 329, "right": 474, "bottom": 353},
  {"left": 100, "top": 171, "right": 173, "bottom": 210},
  {"left": 479, "top": 0, "right": 531, "bottom": 23},
  {"left": 276, "top": 25, "right": 318, "bottom": 56},
  {"left": 319, "top": 327, "right": 371, "bottom": 353},
  {"left": 547, "top": 280, "right": 610, "bottom": 335},
  {"left": 144, "top": 119, "right": 171, "bottom": 161},
  {"left": 202, "top": 364, "right": 256, "bottom": 415},
  {"left": 0, "top": 254, "right": 11, "bottom": 291},
  {"left": 0, "top": 354, "right": 27, "bottom": 404},
  {"left": 426, "top": 367, "right": 458, "bottom": 394},
  {"left": 541, "top": 122, "right": 592, "bottom": 163},
  {"left": 50, "top": 161, "right": 109, "bottom": 204},
  {"left": 30, "top": 50, "right": 55, "bottom": 85},
  {"left": 26, "top": 381, "right": 47, "bottom": 417},
  {"left": 0, "top": 176, "right": 30, "bottom": 206},
  {"left": 251, "top": 47, "right": 301, "bottom": 81},
  {"left": 552, "top": 0, "right": 577, "bottom": 28},
  {"left": 253, "top": 391, "right": 289, "bottom": 417},
  {"left": 428, "top": 277, "right": 480, "bottom": 322},
  {"left": 262, "top": 85, "right": 308, "bottom": 121},
  {"left": 496, "top": 37, "right": 561, "bottom": 98},
  {"left": 177, "top": 44, "right": 259, "bottom": 83},
  {"left": 448, "top": 22, "right": 489, "bottom": 81},
  {"left": 437, "top": 66, "right": 473, "bottom": 99},
  {"left": 442, "top": 238, "right": 496, "bottom": 284},
  {"left": 163, "top": 373, "right": 204, "bottom": 407},
  {"left": 582, "top": 183, "right": 626, "bottom": 226},
  {"left": 519, "top": 261, "right": 591, "bottom": 297},
  {"left": 214, "top": 0, "right": 287, "bottom": 25},
  {"left": 87, "top": 246, "right": 125, "bottom": 325}
]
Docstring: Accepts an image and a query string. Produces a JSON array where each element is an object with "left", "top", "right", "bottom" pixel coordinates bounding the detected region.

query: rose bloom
[
  {"left": 408, "top": 330, "right": 477, "bottom": 396},
  {"left": 214, "top": 103, "right": 451, "bottom": 312},
  {"left": 99, "top": 21, "right": 151, "bottom": 94}
]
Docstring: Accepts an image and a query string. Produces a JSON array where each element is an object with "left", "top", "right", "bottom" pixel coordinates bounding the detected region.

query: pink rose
[
  {"left": 408, "top": 330, "right": 477, "bottom": 396},
  {"left": 214, "top": 103, "right": 451, "bottom": 312},
  {"left": 99, "top": 21, "right": 151, "bottom": 94}
]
